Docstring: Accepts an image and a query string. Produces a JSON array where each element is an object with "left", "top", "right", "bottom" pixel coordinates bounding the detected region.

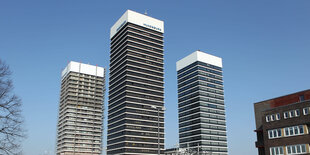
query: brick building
[{"left": 254, "top": 90, "right": 310, "bottom": 155}]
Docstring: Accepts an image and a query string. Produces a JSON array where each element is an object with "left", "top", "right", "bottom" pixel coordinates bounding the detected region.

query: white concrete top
[
  {"left": 176, "top": 51, "right": 222, "bottom": 71},
  {"left": 61, "top": 61, "right": 105, "bottom": 79},
  {"left": 110, "top": 10, "right": 164, "bottom": 38}
]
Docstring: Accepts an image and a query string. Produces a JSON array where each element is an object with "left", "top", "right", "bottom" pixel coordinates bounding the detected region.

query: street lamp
[{"left": 151, "top": 105, "right": 166, "bottom": 155}]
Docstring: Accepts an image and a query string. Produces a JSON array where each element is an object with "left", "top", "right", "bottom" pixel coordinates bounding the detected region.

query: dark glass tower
[
  {"left": 108, "top": 10, "right": 165, "bottom": 155},
  {"left": 177, "top": 51, "right": 228, "bottom": 155}
]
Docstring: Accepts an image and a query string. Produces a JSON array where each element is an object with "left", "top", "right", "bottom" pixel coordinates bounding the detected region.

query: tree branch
[{"left": 0, "top": 59, "right": 25, "bottom": 155}]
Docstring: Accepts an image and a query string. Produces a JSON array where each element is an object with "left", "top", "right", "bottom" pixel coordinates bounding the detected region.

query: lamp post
[
  {"left": 151, "top": 105, "right": 165, "bottom": 155},
  {"left": 197, "top": 143, "right": 200, "bottom": 155}
]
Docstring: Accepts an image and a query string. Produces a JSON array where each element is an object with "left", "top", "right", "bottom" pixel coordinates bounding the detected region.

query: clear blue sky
[{"left": 1, "top": 0, "right": 310, "bottom": 154}]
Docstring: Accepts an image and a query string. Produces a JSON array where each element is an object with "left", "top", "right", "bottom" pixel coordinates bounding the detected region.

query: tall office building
[
  {"left": 176, "top": 51, "right": 228, "bottom": 155},
  {"left": 254, "top": 90, "right": 310, "bottom": 155},
  {"left": 108, "top": 10, "right": 165, "bottom": 155},
  {"left": 56, "top": 61, "right": 105, "bottom": 155}
]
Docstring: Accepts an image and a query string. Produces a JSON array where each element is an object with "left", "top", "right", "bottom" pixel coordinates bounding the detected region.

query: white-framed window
[
  {"left": 284, "top": 125, "right": 305, "bottom": 137},
  {"left": 284, "top": 109, "right": 301, "bottom": 119},
  {"left": 284, "top": 112, "right": 289, "bottom": 119},
  {"left": 299, "top": 125, "right": 304, "bottom": 134},
  {"left": 303, "top": 107, "right": 309, "bottom": 115},
  {"left": 289, "top": 110, "right": 295, "bottom": 117},
  {"left": 276, "top": 113, "right": 280, "bottom": 120},
  {"left": 295, "top": 109, "right": 300, "bottom": 117},
  {"left": 268, "top": 129, "right": 282, "bottom": 139},
  {"left": 267, "top": 113, "right": 281, "bottom": 122},
  {"left": 277, "top": 129, "right": 282, "bottom": 137},
  {"left": 266, "top": 115, "right": 271, "bottom": 122},
  {"left": 271, "top": 114, "right": 275, "bottom": 121},
  {"left": 287, "top": 144, "right": 307, "bottom": 155},
  {"left": 270, "top": 146, "right": 284, "bottom": 155}
]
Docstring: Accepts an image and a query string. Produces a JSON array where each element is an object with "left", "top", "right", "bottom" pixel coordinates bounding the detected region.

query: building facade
[
  {"left": 108, "top": 10, "right": 165, "bottom": 155},
  {"left": 176, "top": 51, "right": 228, "bottom": 155},
  {"left": 56, "top": 61, "right": 105, "bottom": 155},
  {"left": 254, "top": 90, "right": 310, "bottom": 155},
  {"left": 164, "top": 147, "right": 185, "bottom": 155}
]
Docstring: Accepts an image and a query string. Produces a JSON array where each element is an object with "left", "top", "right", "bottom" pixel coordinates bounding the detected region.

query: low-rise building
[
  {"left": 164, "top": 147, "right": 188, "bottom": 155},
  {"left": 254, "top": 89, "right": 310, "bottom": 155}
]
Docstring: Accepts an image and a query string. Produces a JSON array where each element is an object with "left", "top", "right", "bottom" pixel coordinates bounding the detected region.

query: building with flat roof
[
  {"left": 108, "top": 10, "right": 165, "bottom": 155},
  {"left": 254, "top": 89, "right": 310, "bottom": 155},
  {"left": 176, "top": 51, "right": 228, "bottom": 155},
  {"left": 164, "top": 147, "right": 185, "bottom": 155},
  {"left": 56, "top": 61, "right": 105, "bottom": 155}
]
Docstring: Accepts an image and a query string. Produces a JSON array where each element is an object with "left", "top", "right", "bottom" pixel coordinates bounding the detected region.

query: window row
[
  {"left": 284, "top": 109, "right": 300, "bottom": 119},
  {"left": 268, "top": 129, "right": 282, "bottom": 139},
  {"left": 287, "top": 144, "right": 307, "bottom": 155},
  {"left": 268, "top": 125, "right": 307, "bottom": 139},
  {"left": 284, "top": 125, "right": 305, "bottom": 137},
  {"left": 178, "top": 81, "right": 223, "bottom": 95},
  {"left": 270, "top": 144, "right": 308, "bottom": 155},
  {"left": 177, "top": 61, "right": 222, "bottom": 76},
  {"left": 270, "top": 146, "right": 283, "bottom": 155},
  {"left": 266, "top": 113, "right": 280, "bottom": 122},
  {"left": 270, "top": 107, "right": 310, "bottom": 121}
]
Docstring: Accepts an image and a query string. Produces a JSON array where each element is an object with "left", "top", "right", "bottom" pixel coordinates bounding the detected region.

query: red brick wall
[{"left": 268, "top": 90, "right": 310, "bottom": 108}]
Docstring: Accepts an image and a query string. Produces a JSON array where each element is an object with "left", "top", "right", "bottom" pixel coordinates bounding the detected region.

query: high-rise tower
[
  {"left": 176, "top": 51, "right": 228, "bottom": 155},
  {"left": 56, "top": 61, "right": 105, "bottom": 155},
  {"left": 108, "top": 10, "right": 165, "bottom": 155}
]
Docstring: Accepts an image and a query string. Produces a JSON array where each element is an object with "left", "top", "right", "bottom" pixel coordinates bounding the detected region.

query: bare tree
[{"left": 0, "top": 59, "right": 25, "bottom": 155}]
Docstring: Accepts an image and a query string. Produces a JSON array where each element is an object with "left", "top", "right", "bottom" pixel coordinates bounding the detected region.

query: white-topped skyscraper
[
  {"left": 176, "top": 51, "right": 228, "bottom": 155},
  {"left": 108, "top": 10, "right": 165, "bottom": 155},
  {"left": 56, "top": 61, "right": 105, "bottom": 155}
]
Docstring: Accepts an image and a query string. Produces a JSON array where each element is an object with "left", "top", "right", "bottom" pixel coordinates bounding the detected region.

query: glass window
[
  {"left": 299, "top": 125, "right": 304, "bottom": 134},
  {"left": 301, "top": 145, "right": 306, "bottom": 152},
  {"left": 268, "top": 130, "right": 272, "bottom": 138},
  {"left": 284, "top": 112, "right": 289, "bottom": 119},
  {"left": 270, "top": 147, "right": 284, "bottom": 155},
  {"left": 289, "top": 111, "right": 295, "bottom": 117},
  {"left": 271, "top": 148, "right": 275, "bottom": 155},
  {"left": 287, "top": 146, "right": 291, "bottom": 154},
  {"left": 269, "top": 129, "right": 284, "bottom": 139},
  {"left": 266, "top": 115, "right": 271, "bottom": 122},
  {"left": 279, "top": 147, "right": 283, "bottom": 154},
  {"left": 285, "top": 128, "right": 289, "bottom": 136},
  {"left": 303, "top": 107, "right": 309, "bottom": 115},
  {"left": 271, "top": 115, "right": 275, "bottom": 121},
  {"left": 292, "top": 146, "right": 296, "bottom": 153},
  {"left": 275, "top": 148, "right": 279, "bottom": 154},
  {"left": 295, "top": 109, "right": 300, "bottom": 116},
  {"left": 284, "top": 125, "right": 306, "bottom": 137},
  {"left": 294, "top": 126, "right": 299, "bottom": 135},
  {"left": 277, "top": 129, "right": 282, "bottom": 137},
  {"left": 273, "top": 130, "right": 277, "bottom": 137},
  {"left": 289, "top": 127, "right": 294, "bottom": 135},
  {"left": 297, "top": 145, "right": 301, "bottom": 153},
  {"left": 287, "top": 144, "right": 307, "bottom": 154},
  {"left": 269, "top": 130, "right": 273, "bottom": 138},
  {"left": 276, "top": 113, "right": 280, "bottom": 120}
]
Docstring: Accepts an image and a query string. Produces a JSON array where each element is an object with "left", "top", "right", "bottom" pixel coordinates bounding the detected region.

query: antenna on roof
[{"left": 144, "top": 9, "right": 148, "bottom": 15}]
